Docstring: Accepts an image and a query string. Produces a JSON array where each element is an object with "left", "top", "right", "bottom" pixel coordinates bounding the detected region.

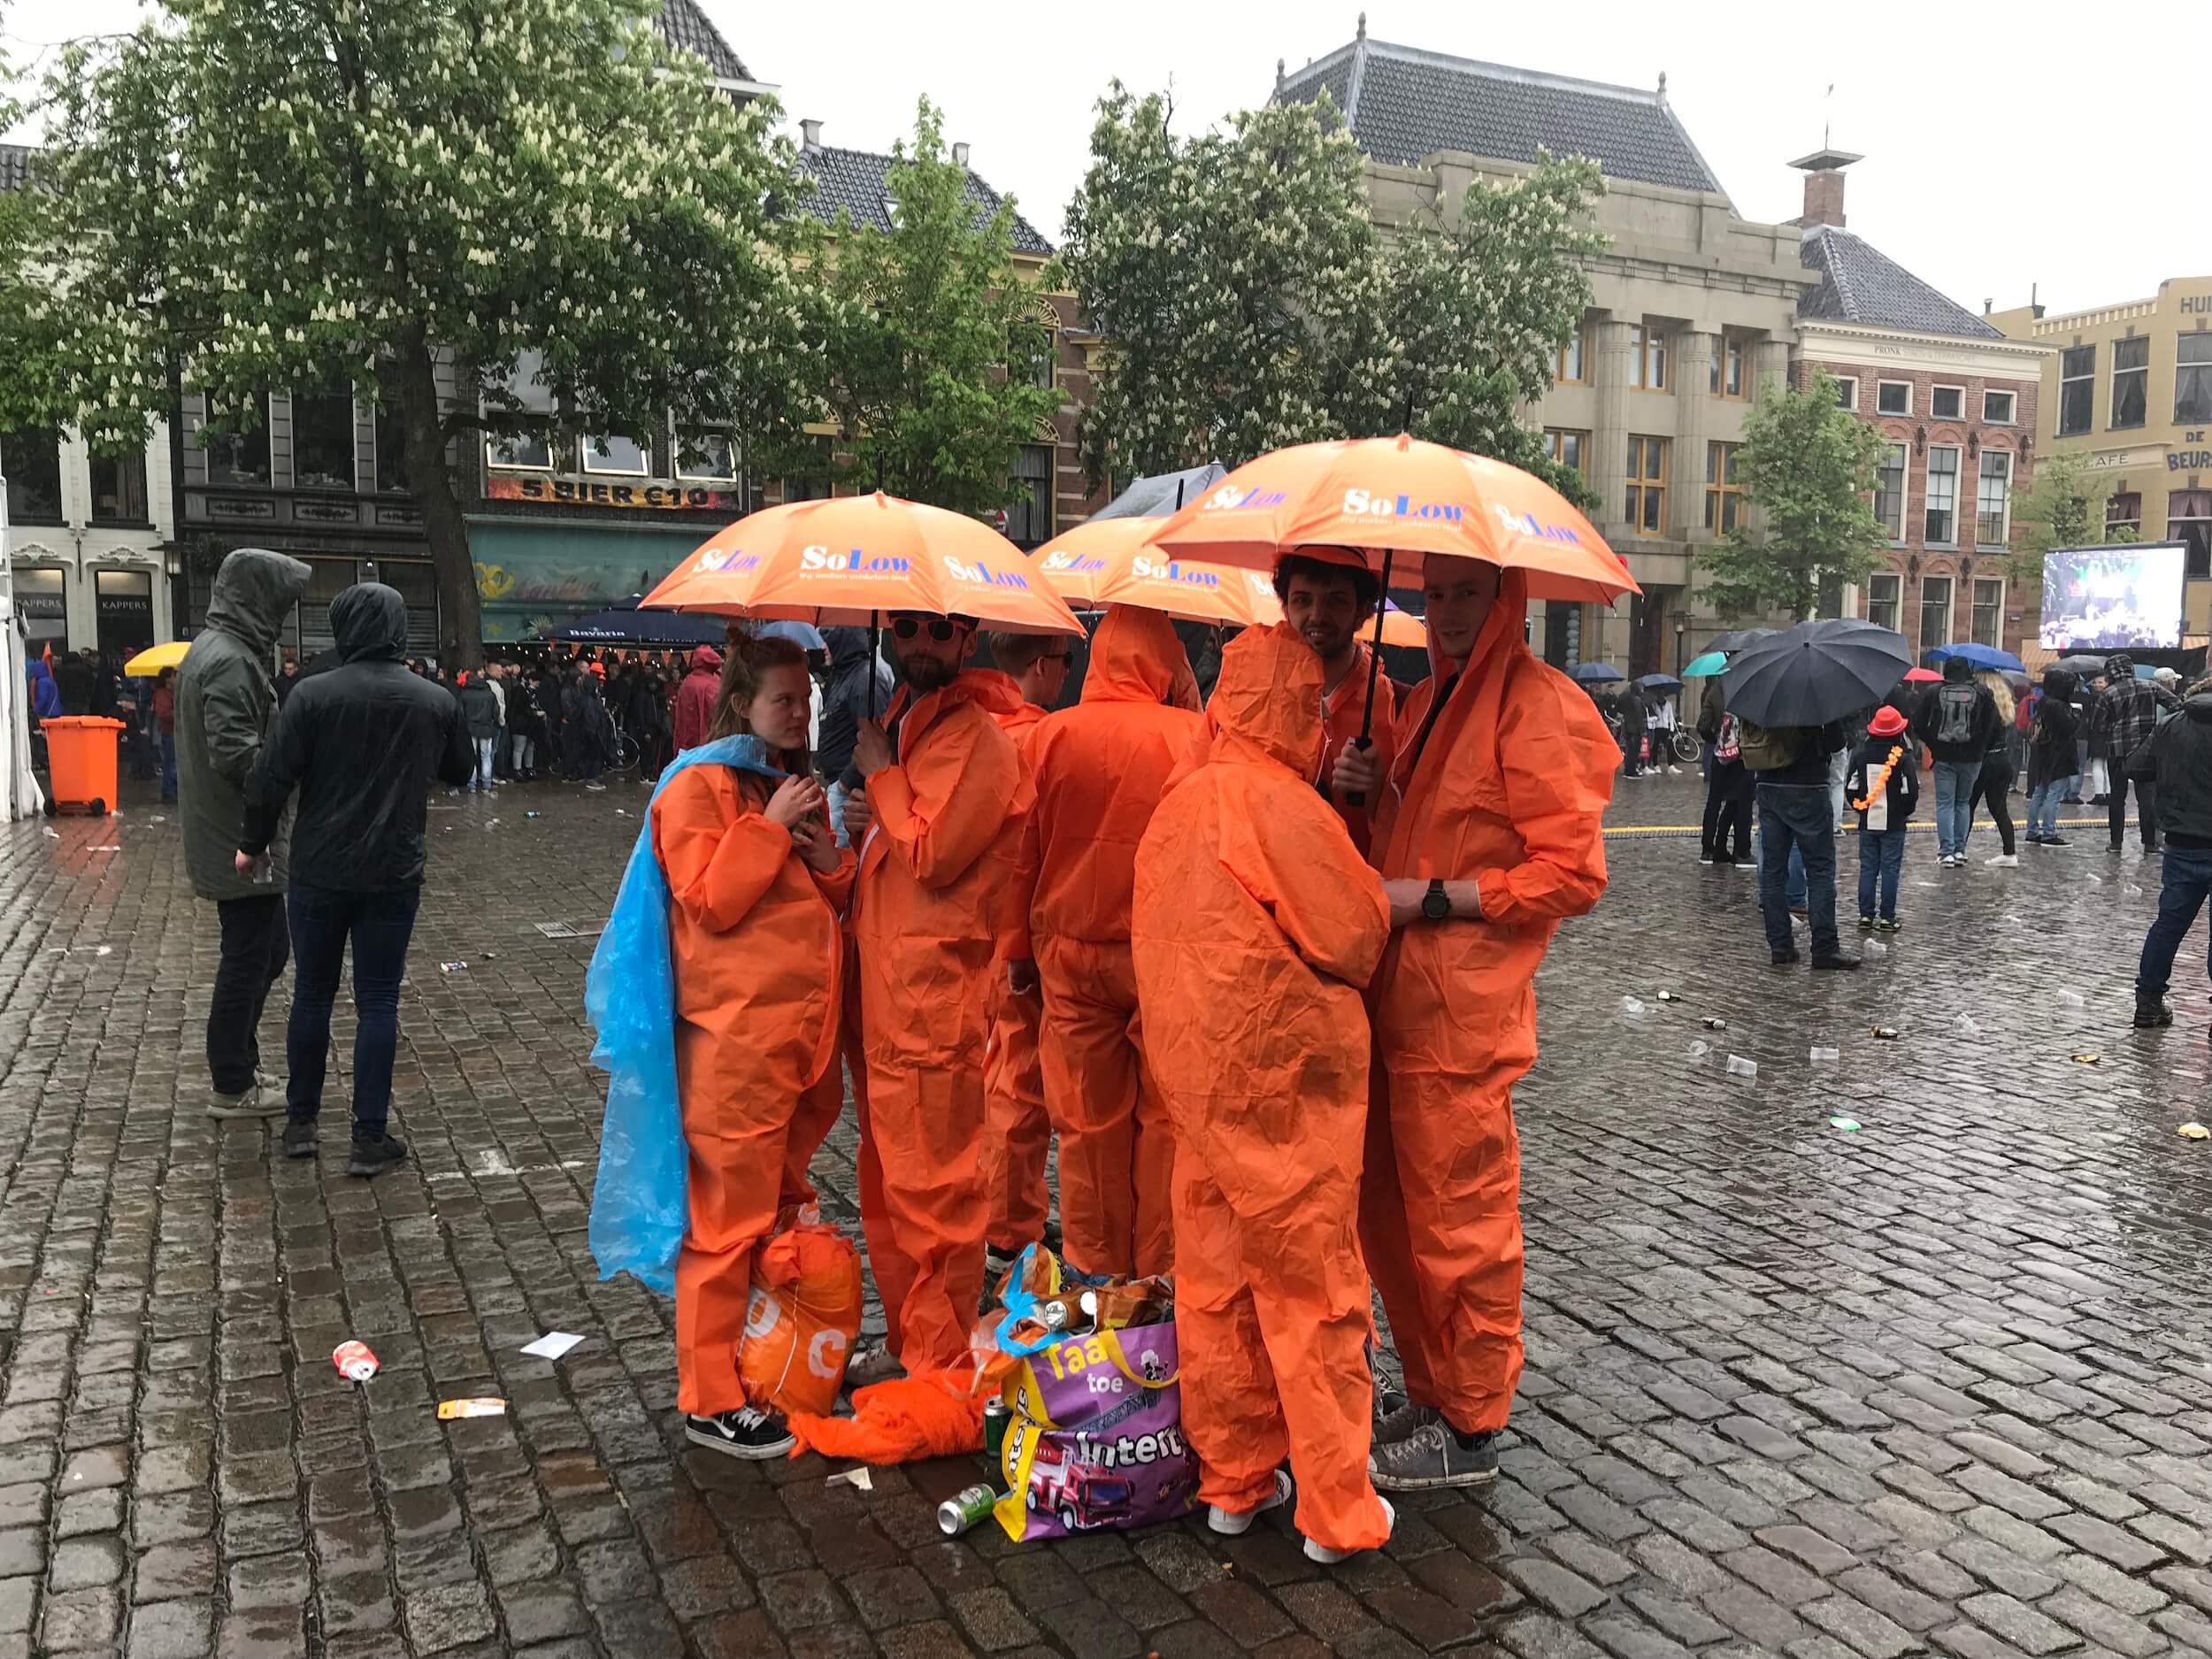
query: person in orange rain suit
[
  {"left": 1275, "top": 548, "right": 1398, "bottom": 857},
  {"left": 1009, "top": 605, "right": 1202, "bottom": 1279},
  {"left": 1332, "top": 560, "right": 1615, "bottom": 1492},
  {"left": 1132, "top": 621, "right": 1396, "bottom": 1563},
  {"left": 838, "top": 611, "right": 1035, "bottom": 1378},
  {"left": 655, "top": 636, "right": 853, "bottom": 1460},
  {"left": 980, "top": 631, "right": 1073, "bottom": 1271}
]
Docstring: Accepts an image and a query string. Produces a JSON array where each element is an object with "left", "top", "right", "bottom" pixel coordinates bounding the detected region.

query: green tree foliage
[
  {"left": 780, "top": 99, "right": 1063, "bottom": 518},
  {"left": 1059, "top": 88, "right": 1602, "bottom": 508},
  {"left": 2013, "top": 448, "right": 2126, "bottom": 569},
  {"left": 0, "top": 33, "right": 62, "bottom": 434},
  {"left": 1698, "top": 369, "right": 1890, "bottom": 622},
  {"left": 34, "top": 0, "right": 810, "bottom": 666}
]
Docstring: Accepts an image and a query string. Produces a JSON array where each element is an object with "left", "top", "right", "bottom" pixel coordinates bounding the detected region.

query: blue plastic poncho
[{"left": 585, "top": 734, "right": 789, "bottom": 1294}]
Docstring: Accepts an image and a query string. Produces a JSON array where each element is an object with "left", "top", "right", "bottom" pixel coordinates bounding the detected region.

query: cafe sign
[{"left": 489, "top": 476, "right": 741, "bottom": 511}]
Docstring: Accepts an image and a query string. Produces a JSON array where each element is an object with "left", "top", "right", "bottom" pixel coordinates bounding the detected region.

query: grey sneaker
[
  {"left": 255, "top": 1069, "right": 280, "bottom": 1093},
  {"left": 1368, "top": 1422, "right": 1501, "bottom": 1491},
  {"left": 1373, "top": 1394, "right": 1441, "bottom": 1447},
  {"left": 843, "top": 1344, "right": 905, "bottom": 1392},
  {"left": 1304, "top": 1495, "right": 1395, "bottom": 1563},
  {"left": 208, "top": 1084, "right": 283, "bottom": 1120},
  {"left": 1208, "top": 1467, "right": 1294, "bottom": 1536}
]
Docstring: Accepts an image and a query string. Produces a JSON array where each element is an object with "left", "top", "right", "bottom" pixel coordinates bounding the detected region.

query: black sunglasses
[{"left": 891, "top": 617, "right": 957, "bottom": 642}]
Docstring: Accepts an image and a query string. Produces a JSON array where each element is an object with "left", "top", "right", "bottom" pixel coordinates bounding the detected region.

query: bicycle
[{"left": 1669, "top": 728, "right": 1701, "bottom": 764}]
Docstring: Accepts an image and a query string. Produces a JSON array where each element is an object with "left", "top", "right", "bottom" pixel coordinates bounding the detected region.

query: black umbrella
[
  {"left": 1708, "top": 626, "right": 1778, "bottom": 653},
  {"left": 1571, "top": 661, "right": 1626, "bottom": 684},
  {"left": 2049, "top": 653, "right": 2107, "bottom": 678},
  {"left": 1636, "top": 672, "right": 1683, "bottom": 691},
  {"left": 1719, "top": 619, "right": 1912, "bottom": 728}
]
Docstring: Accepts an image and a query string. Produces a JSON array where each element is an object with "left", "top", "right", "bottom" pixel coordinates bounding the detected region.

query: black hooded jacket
[
  {"left": 818, "top": 626, "right": 894, "bottom": 781},
  {"left": 241, "top": 583, "right": 473, "bottom": 890},
  {"left": 2132, "top": 692, "right": 2212, "bottom": 848}
]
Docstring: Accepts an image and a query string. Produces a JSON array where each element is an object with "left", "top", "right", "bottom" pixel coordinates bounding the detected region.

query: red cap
[{"left": 1868, "top": 706, "right": 1909, "bottom": 737}]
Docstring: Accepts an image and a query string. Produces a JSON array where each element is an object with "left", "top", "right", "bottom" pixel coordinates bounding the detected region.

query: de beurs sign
[{"left": 488, "top": 477, "right": 741, "bottom": 511}]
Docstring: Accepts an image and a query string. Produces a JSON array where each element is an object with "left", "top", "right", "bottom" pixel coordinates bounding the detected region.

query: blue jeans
[
  {"left": 1857, "top": 828, "right": 1907, "bottom": 921},
  {"left": 287, "top": 882, "right": 423, "bottom": 1140},
  {"left": 158, "top": 730, "right": 177, "bottom": 801},
  {"left": 1787, "top": 846, "right": 1807, "bottom": 910},
  {"left": 2027, "top": 775, "right": 2075, "bottom": 839},
  {"left": 2137, "top": 847, "right": 2212, "bottom": 1003},
  {"left": 1932, "top": 759, "right": 1982, "bottom": 856},
  {"left": 473, "top": 736, "right": 495, "bottom": 788},
  {"left": 1758, "top": 785, "right": 1839, "bottom": 957}
]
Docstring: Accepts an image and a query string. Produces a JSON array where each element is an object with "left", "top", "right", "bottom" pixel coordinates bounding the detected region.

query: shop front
[{"left": 466, "top": 518, "right": 721, "bottom": 644}]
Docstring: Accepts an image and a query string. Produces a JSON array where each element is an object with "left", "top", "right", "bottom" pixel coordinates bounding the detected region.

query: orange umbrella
[
  {"left": 1376, "top": 603, "right": 1427, "bottom": 650},
  {"left": 1142, "top": 434, "right": 1639, "bottom": 603},
  {"left": 1035, "top": 518, "right": 1275, "bottom": 626},
  {"left": 644, "top": 493, "right": 1085, "bottom": 636}
]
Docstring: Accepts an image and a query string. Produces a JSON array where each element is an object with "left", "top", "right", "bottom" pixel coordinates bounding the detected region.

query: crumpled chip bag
[{"left": 740, "top": 1209, "right": 863, "bottom": 1418}]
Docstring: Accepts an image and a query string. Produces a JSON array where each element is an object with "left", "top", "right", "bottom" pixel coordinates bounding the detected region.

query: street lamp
[{"left": 1674, "top": 619, "right": 1686, "bottom": 677}]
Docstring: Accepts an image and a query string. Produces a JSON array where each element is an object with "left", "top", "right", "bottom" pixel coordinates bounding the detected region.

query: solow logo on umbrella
[
  {"left": 1342, "top": 488, "right": 1465, "bottom": 523},
  {"left": 1131, "top": 555, "right": 1217, "bottom": 588},
  {"left": 1041, "top": 549, "right": 1105, "bottom": 574},
  {"left": 1201, "top": 485, "right": 1288, "bottom": 512},
  {"left": 1489, "top": 504, "right": 1584, "bottom": 545},
  {"left": 943, "top": 554, "right": 1033, "bottom": 590},
  {"left": 799, "top": 544, "right": 910, "bottom": 573},
  {"left": 695, "top": 545, "right": 757, "bottom": 573}
]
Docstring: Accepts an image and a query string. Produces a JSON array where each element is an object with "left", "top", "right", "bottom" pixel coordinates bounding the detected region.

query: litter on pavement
[
  {"left": 1724, "top": 1055, "right": 1757, "bottom": 1079},
  {"left": 436, "top": 1398, "right": 507, "bottom": 1419},
  {"left": 520, "top": 1333, "right": 585, "bottom": 1361},
  {"left": 439, "top": 961, "right": 468, "bottom": 973},
  {"left": 1829, "top": 1117, "right": 1861, "bottom": 1131},
  {"left": 1809, "top": 1046, "right": 1839, "bottom": 1062},
  {"left": 1620, "top": 996, "right": 1648, "bottom": 1018},
  {"left": 2180, "top": 1123, "right": 2210, "bottom": 1140},
  {"left": 2071, "top": 1053, "right": 2101, "bottom": 1064}
]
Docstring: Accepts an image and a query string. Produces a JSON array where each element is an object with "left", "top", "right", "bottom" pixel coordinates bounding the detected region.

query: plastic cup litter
[{"left": 1725, "top": 1055, "right": 1757, "bottom": 1079}]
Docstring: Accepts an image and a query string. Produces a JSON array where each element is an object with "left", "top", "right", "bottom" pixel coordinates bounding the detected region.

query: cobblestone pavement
[{"left": 4, "top": 765, "right": 2211, "bottom": 1659}]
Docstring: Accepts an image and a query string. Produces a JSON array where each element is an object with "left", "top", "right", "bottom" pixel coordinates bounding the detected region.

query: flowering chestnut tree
[
  {"left": 35, "top": 0, "right": 811, "bottom": 666},
  {"left": 1060, "top": 87, "right": 1602, "bottom": 509}
]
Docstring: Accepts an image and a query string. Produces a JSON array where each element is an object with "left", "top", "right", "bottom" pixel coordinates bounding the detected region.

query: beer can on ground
[
  {"left": 333, "top": 1340, "right": 379, "bottom": 1383},
  {"left": 937, "top": 1483, "right": 997, "bottom": 1536}
]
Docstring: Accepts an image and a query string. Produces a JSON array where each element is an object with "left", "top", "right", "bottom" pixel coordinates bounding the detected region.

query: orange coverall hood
[
  {"left": 1080, "top": 604, "right": 1190, "bottom": 707},
  {"left": 1203, "top": 622, "right": 1327, "bottom": 780}
]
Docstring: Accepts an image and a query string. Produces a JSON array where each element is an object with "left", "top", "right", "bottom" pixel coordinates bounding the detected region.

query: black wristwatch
[{"left": 1420, "top": 879, "right": 1451, "bottom": 921}]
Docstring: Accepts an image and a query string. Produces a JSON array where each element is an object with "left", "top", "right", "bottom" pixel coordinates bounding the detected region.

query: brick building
[{"left": 1787, "top": 151, "right": 2052, "bottom": 659}]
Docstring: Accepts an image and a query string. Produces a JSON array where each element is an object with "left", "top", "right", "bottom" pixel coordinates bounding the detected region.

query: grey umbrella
[
  {"left": 2049, "top": 654, "right": 2108, "bottom": 678},
  {"left": 1708, "top": 626, "right": 1778, "bottom": 654}
]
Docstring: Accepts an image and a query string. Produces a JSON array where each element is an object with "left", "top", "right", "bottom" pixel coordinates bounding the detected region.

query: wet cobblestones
[{"left": 1, "top": 769, "right": 2208, "bottom": 1656}]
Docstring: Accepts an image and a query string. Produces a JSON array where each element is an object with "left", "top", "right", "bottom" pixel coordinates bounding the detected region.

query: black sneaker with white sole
[
  {"left": 686, "top": 1404, "right": 795, "bottom": 1459},
  {"left": 347, "top": 1133, "right": 408, "bottom": 1179},
  {"left": 281, "top": 1119, "right": 319, "bottom": 1160},
  {"left": 1368, "top": 1422, "right": 1500, "bottom": 1490}
]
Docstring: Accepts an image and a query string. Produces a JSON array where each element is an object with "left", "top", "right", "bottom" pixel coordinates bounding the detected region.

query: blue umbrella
[
  {"left": 1637, "top": 672, "right": 1683, "bottom": 692},
  {"left": 1571, "top": 661, "right": 1626, "bottom": 684},
  {"left": 754, "top": 620, "right": 828, "bottom": 652},
  {"left": 2135, "top": 662, "right": 2160, "bottom": 680},
  {"left": 1927, "top": 642, "right": 2025, "bottom": 673}
]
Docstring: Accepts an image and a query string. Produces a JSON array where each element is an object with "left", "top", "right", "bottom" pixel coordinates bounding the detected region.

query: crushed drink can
[
  {"left": 333, "top": 1340, "right": 378, "bottom": 1383},
  {"left": 1701, "top": 1016, "right": 1727, "bottom": 1031},
  {"left": 1870, "top": 1025, "right": 1900, "bottom": 1041},
  {"left": 937, "top": 1483, "right": 997, "bottom": 1536},
  {"left": 1038, "top": 1301, "right": 1071, "bottom": 1332}
]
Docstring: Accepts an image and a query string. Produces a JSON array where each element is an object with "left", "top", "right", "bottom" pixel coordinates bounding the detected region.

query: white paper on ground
[{"left": 520, "top": 1333, "right": 585, "bottom": 1361}]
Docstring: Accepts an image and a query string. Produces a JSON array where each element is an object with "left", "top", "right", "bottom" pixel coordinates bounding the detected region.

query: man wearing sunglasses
[{"left": 839, "top": 611, "right": 1036, "bottom": 1381}]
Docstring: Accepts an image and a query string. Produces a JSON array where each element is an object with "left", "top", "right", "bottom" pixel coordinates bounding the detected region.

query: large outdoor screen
[{"left": 2039, "top": 541, "right": 2187, "bottom": 651}]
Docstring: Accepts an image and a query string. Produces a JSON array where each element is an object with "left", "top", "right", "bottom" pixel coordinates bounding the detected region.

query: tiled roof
[
  {"left": 0, "top": 144, "right": 35, "bottom": 194},
  {"left": 1798, "top": 225, "right": 2004, "bottom": 341},
  {"left": 656, "top": 0, "right": 751, "bottom": 82},
  {"left": 790, "top": 143, "right": 1054, "bottom": 257},
  {"left": 1275, "top": 34, "right": 1723, "bottom": 196}
]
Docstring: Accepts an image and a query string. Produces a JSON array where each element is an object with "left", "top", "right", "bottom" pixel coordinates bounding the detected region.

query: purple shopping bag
[{"left": 992, "top": 1321, "right": 1198, "bottom": 1540}]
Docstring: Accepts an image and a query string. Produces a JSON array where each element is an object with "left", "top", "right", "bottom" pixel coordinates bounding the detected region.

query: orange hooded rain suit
[
  {"left": 984, "top": 695, "right": 1051, "bottom": 1257},
  {"left": 654, "top": 764, "right": 854, "bottom": 1417},
  {"left": 1360, "top": 572, "right": 1615, "bottom": 1434},
  {"left": 1131, "top": 622, "right": 1394, "bottom": 1555},
  {"left": 850, "top": 671, "right": 1034, "bottom": 1372},
  {"left": 1321, "top": 641, "right": 1398, "bottom": 858},
  {"left": 1013, "top": 605, "right": 1202, "bottom": 1279}
]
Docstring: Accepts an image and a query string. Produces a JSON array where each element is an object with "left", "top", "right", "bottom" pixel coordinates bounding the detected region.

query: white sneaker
[
  {"left": 1985, "top": 853, "right": 2018, "bottom": 867},
  {"left": 1208, "top": 1469, "right": 1294, "bottom": 1536},
  {"left": 1304, "top": 1497, "right": 1395, "bottom": 1563}
]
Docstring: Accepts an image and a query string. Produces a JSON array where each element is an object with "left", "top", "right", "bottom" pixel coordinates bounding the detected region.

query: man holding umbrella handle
[{"left": 1275, "top": 548, "right": 1398, "bottom": 856}]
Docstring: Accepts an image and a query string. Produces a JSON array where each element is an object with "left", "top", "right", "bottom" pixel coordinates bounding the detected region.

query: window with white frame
[
  {"left": 1971, "top": 578, "right": 2004, "bottom": 647},
  {"left": 204, "top": 395, "right": 273, "bottom": 487},
  {"left": 581, "top": 434, "right": 649, "bottom": 476},
  {"left": 1924, "top": 446, "right": 1960, "bottom": 544},
  {"left": 292, "top": 387, "right": 357, "bottom": 491},
  {"left": 1976, "top": 449, "right": 2014, "bottom": 547},
  {"left": 1630, "top": 323, "right": 1669, "bottom": 390},
  {"left": 2110, "top": 336, "right": 2148, "bottom": 429},
  {"left": 1918, "top": 575, "right": 1953, "bottom": 654},
  {"left": 1867, "top": 572, "right": 1901, "bottom": 634},
  {"left": 1874, "top": 442, "right": 1908, "bottom": 541},
  {"left": 487, "top": 350, "right": 556, "bottom": 470},
  {"left": 1832, "top": 376, "right": 1859, "bottom": 411},
  {"left": 1930, "top": 385, "right": 1963, "bottom": 421},
  {"left": 676, "top": 428, "right": 736, "bottom": 482},
  {"left": 1982, "top": 388, "right": 2016, "bottom": 425},
  {"left": 1877, "top": 380, "right": 1911, "bottom": 416},
  {"left": 2058, "top": 345, "right": 2094, "bottom": 435}
]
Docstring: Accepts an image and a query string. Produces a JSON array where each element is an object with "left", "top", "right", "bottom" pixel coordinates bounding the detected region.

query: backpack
[
  {"left": 1932, "top": 682, "right": 1978, "bottom": 747},
  {"left": 1738, "top": 721, "right": 1804, "bottom": 772}
]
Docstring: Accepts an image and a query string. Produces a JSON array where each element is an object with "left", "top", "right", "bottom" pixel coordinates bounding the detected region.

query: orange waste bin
[{"left": 41, "top": 717, "right": 127, "bottom": 817}]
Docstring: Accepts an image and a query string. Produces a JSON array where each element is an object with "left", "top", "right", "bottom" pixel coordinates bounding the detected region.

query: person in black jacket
[
  {"left": 1913, "top": 657, "right": 2001, "bottom": 866},
  {"left": 1845, "top": 706, "right": 1920, "bottom": 932},
  {"left": 818, "top": 626, "right": 894, "bottom": 845},
  {"left": 238, "top": 583, "right": 472, "bottom": 1176},
  {"left": 2131, "top": 681, "right": 2212, "bottom": 1027},
  {"left": 1749, "top": 719, "right": 1859, "bottom": 971}
]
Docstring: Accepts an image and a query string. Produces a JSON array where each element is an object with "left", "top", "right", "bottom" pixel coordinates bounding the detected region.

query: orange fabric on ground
[
  {"left": 1132, "top": 622, "right": 1393, "bottom": 1555},
  {"left": 785, "top": 1374, "right": 986, "bottom": 1463},
  {"left": 654, "top": 764, "right": 852, "bottom": 1418},
  {"left": 1321, "top": 641, "right": 1397, "bottom": 857},
  {"left": 1359, "top": 572, "right": 1614, "bottom": 1435},
  {"left": 984, "top": 696, "right": 1050, "bottom": 1256},
  {"left": 851, "top": 672, "right": 1034, "bottom": 1371},
  {"left": 1015, "top": 607, "right": 1202, "bottom": 1278}
]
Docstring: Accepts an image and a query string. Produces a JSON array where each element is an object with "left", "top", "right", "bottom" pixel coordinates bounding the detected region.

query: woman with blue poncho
[{"left": 587, "top": 634, "right": 852, "bottom": 1459}]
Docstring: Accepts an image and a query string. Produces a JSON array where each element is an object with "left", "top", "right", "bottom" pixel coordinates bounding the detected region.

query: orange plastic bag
[{"left": 740, "top": 1215, "right": 863, "bottom": 1418}]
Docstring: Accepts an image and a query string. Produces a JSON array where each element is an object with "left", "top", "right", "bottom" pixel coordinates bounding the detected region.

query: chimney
[
  {"left": 800, "top": 118, "right": 822, "bottom": 154},
  {"left": 952, "top": 141, "right": 970, "bottom": 169},
  {"left": 1786, "top": 146, "right": 1863, "bottom": 229}
]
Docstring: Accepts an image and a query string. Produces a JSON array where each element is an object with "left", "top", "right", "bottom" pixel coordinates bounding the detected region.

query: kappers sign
[{"left": 488, "top": 477, "right": 740, "bottom": 511}]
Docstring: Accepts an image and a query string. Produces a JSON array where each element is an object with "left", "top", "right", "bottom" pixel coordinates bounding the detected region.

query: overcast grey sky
[{"left": 7, "top": 0, "right": 2200, "bottom": 319}]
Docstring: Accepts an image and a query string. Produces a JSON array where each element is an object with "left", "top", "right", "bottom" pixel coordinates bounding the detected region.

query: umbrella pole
[
  {"left": 1346, "top": 548, "right": 1393, "bottom": 809},
  {"left": 868, "top": 611, "right": 880, "bottom": 721}
]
